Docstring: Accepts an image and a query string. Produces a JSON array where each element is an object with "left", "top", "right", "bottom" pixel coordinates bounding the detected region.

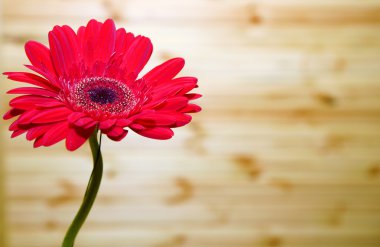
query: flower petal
[
  {"left": 180, "top": 104, "right": 202, "bottom": 113},
  {"left": 33, "top": 136, "right": 44, "bottom": 148},
  {"left": 171, "top": 113, "right": 192, "bottom": 127},
  {"left": 73, "top": 117, "right": 97, "bottom": 129},
  {"left": 24, "top": 41, "right": 57, "bottom": 80},
  {"left": 143, "top": 58, "right": 185, "bottom": 85},
  {"left": 68, "top": 112, "right": 87, "bottom": 123},
  {"left": 184, "top": 93, "right": 202, "bottom": 100},
  {"left": 98, "top": 19, "right": 116, "bottom": 63},
  {"left": 3, "top": 72, "right": 59, "bottom": 91},
  {"left": 61, "top": 25, "right": 81, "bottom": 78},
  {"left": 121, "top": 36, "right": 153, "bottom": 81},
  {"left": 99, "top": 119, "right": 117, "bottom": 131},
  {"left": 35, "top": 101, "right": 66, "bottom": 109},
  {"left": 41, "top": 121, "right": 69, "bottom": 146},
  {"left": 26, "top": 107, "right": 72, "bottom": 124},
  {"left": 48, "top": 29, "right": 69, "bottom": 77},
  {"left": 26, "top": 125, "right": 52, "bottom": 141},
  {"left": 115, "top": 28, "right": 135, "bottom": 53},
  {"left": 24, "top": 65, "right": 58, "bottom": 86},
  {"left": 7, "top": 87, "right": 58, "bottom": 98},
  {"left": 9, "top": 111, "right": 37, "bottom": 130},
  {"left": 116, "top": 119, "right": 132, "bottom": 127},
  {"left": 155, "top": 97, "right": 189, "bottom": 111},
  {"left": 106, "top": 126, "right": 128, "bottom": 141},
  {"left": 11, "top": 129, "right": 26, "bottom": 138},
  {"left": 10, "top": 95, "right": 60, "bottom": 110},
  {"left": 82, "top": 19, "right": 102, "bottom": 70},
  {"left": 131, "top": 125, "right": 174, "bottom": 140},
  {"left": 66, "top": 125, "right": 95, "bottom": 151},
  {"left": 133, "top": 112, "right": 177, "bottom": 127},
  {"left": 149, "top": 77, "right": 198, "bottom": 101},
  {"left": 3, "top": 108, "right": 25, "bottom": 120}
]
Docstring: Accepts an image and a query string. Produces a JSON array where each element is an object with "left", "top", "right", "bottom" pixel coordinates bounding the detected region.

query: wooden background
[{"left": 1, "top": 0, "right": 380, "bottom": 246}]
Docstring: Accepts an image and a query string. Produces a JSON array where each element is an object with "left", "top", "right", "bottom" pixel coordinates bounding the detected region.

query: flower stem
[{"left": 62, "top": 130, "right": 103, "bottom": 247}]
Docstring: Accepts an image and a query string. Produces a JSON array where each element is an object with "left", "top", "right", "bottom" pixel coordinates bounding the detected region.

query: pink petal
[
  {"left": 133, "top": 112, "right": 177, "bottom": 127},
  {"left": 129, "top": 123, "right": 144, "bottom": 131},
  {"left": 97, "top": 19, "right": 116, "bottom": 63},
  {"left": 82, "top": 19, "right": 102, "bottom": 70},
  {"left": 27, "top": 107, "right": 72, "bottom": 124},
  {"left": 11, "top": 129, "right": 26, "bottom": 138},
  {"left": 9, "top": 119, "right": 20, "bottom": 131},
  {"left": 33, "top": 136, "right": 44, "bottom": 148},
  {"left": 180, "top": 104, "right": 202, "bottom": 113},
  {"left": 105, "top": 53, "right": 124, "bottom": 79},
  {"left": 48, "top": 30, "right": 69, "bottom": 77},
  {"left": 106, "top": 126, "right": 128, "bottom": 141},
  {"left": 26, "top": 125, "right": 52, "bottom": 141},
  {"left": 41, "top": 122, "right": 69, "bottom": 146},
  {"left": 131, "top": 126, "right": 174, "bottom": 140},
  {"left": 61, "top": 25, "right": 81, "bottom": 77},
  {"left": 24, "top": 41, "right": 57, "bottom": 80},
  {"left": 49, "top": 25, "right": 81, "bottom": 78},
  {"left": 4, "top": 72, "right": 59, "bottom": 91},
  {"left": 3, "top": 108, "right": 25, "bottom": 120},
  {"left": 116, "top": 119, "right": 132, "bottom": 127},
  {"left": 73, "top": 117, "right": 97, "bottom": 129},
  {"left": 141, "top": 98, "right": 167, "bottom": 110},
  {"left": 7, "top": 87, "right": 58, "bottom": 98},
  {"left": 24, "top": 65, "right": 58, "bottom": 86},
  {"left": 35, "top": 101, "right": 66, "bottom": 109},
  {"left": 10, "top": 95, "right": 60, "bottom": 110},
  {"left": 143, "top": 58, "right": 185, "bottom": 85},
  {"left": 115, "top": 28, "right": 135, "bottom": 53},
  {"left": 76, "top": 26, "right": 85, "bottom": 46},
  {"left": 176, "top": 78, "right": 199, "bottom": 95},
  {"left": 68, "top": 112, "right": 87, "bottom": 123},
  {"left": 171, "top": 113, "right": 192, "bottom": 127},
  {"left": 121, "top": 36, "right": 153, "bottom": 81},
  {"left": 150, "top": 77, "right": 198, "bottom": 101},
  {"left": 155, "top": 97, "right": 189, "bottom": 111},
  {"left": 9, "top": 111, "right": 37, "bottom": 130},
  {"left": 66, "top": 125, "right": 95, "bottom": 151},
  {"left": 184, "top": 93, "right": 202, "bottom": 100},
  {"left": 99, "top": 119, "right": 117, "bottom": 131}
]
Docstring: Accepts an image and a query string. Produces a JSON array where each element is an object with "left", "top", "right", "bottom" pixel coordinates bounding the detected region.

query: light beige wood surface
[{"left": 1, "top": 0, "right": 380, "bottom": 247}]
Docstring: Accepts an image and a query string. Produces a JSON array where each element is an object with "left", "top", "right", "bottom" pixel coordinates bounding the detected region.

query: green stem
[{"left": 62, "top": 130, "right": 103, "bottom": 247}]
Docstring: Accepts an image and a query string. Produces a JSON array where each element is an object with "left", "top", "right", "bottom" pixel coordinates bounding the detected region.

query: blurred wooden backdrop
[{"left": 1, "top": 0, "right": 380, "bottom": 246}]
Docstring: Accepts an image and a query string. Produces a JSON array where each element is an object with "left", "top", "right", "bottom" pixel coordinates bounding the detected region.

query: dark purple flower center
[
  {"left": 69, "top": 77, "right": 138, "bottom": 117},
  {"left": 88, "top": 87, "right": 117, "bottom": 105}
]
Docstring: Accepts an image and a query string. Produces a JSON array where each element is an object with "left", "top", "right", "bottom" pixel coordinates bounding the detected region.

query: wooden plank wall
[{"left": 1, "top": 0, "right": 380, "bottom": 246}]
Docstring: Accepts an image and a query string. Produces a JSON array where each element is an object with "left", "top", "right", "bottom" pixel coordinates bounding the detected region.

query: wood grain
[{"left": 1, "top": 0, "right": 380, "bottom": 247}]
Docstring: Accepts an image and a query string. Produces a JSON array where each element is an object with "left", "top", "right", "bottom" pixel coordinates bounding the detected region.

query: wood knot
[
  {"left": 155, "top": 234, "right": 187, "bottom": 247},
  {"left": 269, "top": 178, "right": 293, "bottom": 192},
  {"left": 314, "top": 92, "right": 336, "bottom": 107},
  {"left": 264, "top": 235, "right": 283, "bottom": 247},
  {"left": 165, "top": 177, "right": 194, "bottom": 205},
  {"left": 368, "top": 164, "right": 380, "bottom": 178},
  {"left": 47, "top": 180, "right": 77, "bottom": 207},
  {"left": 233, "top": 155, "right": 262, "bottom": 179}
]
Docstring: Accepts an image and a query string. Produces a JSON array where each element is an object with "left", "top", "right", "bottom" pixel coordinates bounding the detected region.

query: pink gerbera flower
[{"left": 3, "top": 19, "right": 201, "bottom": 151}]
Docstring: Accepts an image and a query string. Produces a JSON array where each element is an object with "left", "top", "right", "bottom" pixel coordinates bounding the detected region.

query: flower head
[{"left": 3, "top": 19, "right": 201, "bottom": 151}]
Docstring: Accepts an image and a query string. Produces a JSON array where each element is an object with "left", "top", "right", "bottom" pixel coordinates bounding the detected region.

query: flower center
[
  {"left": 69, "top": 77, "right": 137, "bottom": 117},
  {"left": 88, "top": 87, "right": 117, "bottom": 105}
]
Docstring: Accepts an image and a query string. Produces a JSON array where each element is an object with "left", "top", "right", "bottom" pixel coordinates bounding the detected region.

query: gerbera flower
[{"left": 3, "top": 19, "right": 201, "bottom": 151}]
